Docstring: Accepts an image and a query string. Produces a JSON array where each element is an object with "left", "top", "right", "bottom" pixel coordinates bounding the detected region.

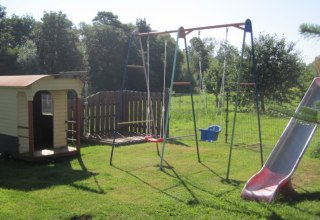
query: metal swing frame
[{"left": 109, "top": 20, "right": 263, "bottom": 176}]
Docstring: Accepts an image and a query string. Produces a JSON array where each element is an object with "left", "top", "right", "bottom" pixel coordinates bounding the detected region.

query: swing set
[{"left": 109, "top": 19, "right": 263, "bottom": 175}]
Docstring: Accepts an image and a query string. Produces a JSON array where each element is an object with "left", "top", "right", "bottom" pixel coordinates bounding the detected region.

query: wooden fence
[{"left": 71, "top": 90, "right": 168, "bottom": 137}]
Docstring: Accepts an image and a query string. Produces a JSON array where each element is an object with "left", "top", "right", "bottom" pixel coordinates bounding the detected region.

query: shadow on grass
[
  {"left": 161, "top": 161, "right": 200, "bottom": 205},
  {"left": 0, "top": 155, "right": 105, "bottom": 194},
  {"left": 277, "top": 190, "right": 320, "bottom": 218},
  {"left": 112, "top": 161, "right": 283, "bottom": 219},
  {"left": 279, "top": 189, "right": 320, "bottom": 204},
  {"left": 167, "top": 139, "right": 192, "bottom": 147},
  {"left": 112, "top": 164, "right": 187, "bottom": 204},
  {"left": 113, "top": 159, "right": 203, "bottom": 206},
  {"left": 199, "top": 161, "right": 245, "bottom": 187},
  {"left": 221, "top": 178, "right": 245, "bottom": 187}
]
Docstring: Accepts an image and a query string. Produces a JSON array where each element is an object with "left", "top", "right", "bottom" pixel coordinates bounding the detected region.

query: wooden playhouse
[{"left": 0, "top": 73, "right": 83, "bottom": 160}]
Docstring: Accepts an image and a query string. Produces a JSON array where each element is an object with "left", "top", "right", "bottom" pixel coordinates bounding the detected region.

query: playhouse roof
[
  {"left": 0, "top": 73, "right": 84, "bottom": 88},
  {"left": 0, "top": 75, "right": 49, "bottom": 87}
]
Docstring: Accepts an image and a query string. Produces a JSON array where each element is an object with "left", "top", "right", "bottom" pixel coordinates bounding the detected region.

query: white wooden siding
[
  {"left": 52, "top": 90, "right": 67, "bottom": 148},
  {"left": 0, "top": 89, "right": 18, "bottom": 136},
  {"left": 17, "top": 92, "right": 29, "bottom": 153}
]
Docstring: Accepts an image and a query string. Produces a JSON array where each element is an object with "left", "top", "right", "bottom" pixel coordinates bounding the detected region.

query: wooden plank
[
  {"left": 111, "top": 90, "right": 116, "bottom": 132},
  {"left": 109, "top": 91, "right": 114, "bottom": 132},
  {"left": 117, "top": 120, "right": 152, "bottom": 125},
  {"left": 79, "top": 98, "right": 84, "bottom": 136},
  {"left": 105, "top": 91, "right": 111, "bottom": 134},
  {"left": 111, "top": 91, "right": 118, "bottom": 131},
  {"left": 95, "top": 92, "right": 101, "bottom": 134},
  {"left": 151, "top": 91, "right": 157, "bottom": 135},
  {"left": 128, "top": 91, "right": 133, "bottom": 132},
  {"left": 122, "top": 90, "right": 129, "bottom": 132},
  {"left": 135, "top": 91, "right": 140, "bottom": 133},
  {"left": 88, "top": 95, "right": 95, "bottom": 135},
  {"left": 141, "top": 91, "right": 147, "bottom": 134},
  {"left": 134, "top": 91, "right": 140, "bottom": 133},
  {"left": 99, "top": 91, "right": 106, "bottom": 134},
  {"left": 129, "top": 91, "right": 135, "bottom": 132}
]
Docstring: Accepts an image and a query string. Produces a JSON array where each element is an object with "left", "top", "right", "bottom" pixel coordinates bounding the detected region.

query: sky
[{"left": 2, "top": 0, "right": 320, "bottom": 64}]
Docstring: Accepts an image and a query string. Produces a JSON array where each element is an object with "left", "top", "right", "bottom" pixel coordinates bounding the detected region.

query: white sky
[{"left": 2, "top": 0, "right": 320, "bottom": 64}]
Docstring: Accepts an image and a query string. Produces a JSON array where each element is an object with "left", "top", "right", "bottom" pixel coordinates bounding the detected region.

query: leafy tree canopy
[
  {"left": 34, "top": 11, "right": 84, "bottom": 74},
  {"left": 300, "top": 23, "right": 320, "bottom": 39},
  {"left": 244, "top": 33, "right": 304, "bottom": 111},
  {"left": 0, "top": 5, "right": 36, "bottom": 74},
  {"left": 92, "top": 11, "right": 121, "bottom": 27},
  {"left": 0, "top": 5, "right": 6, "bottom": 19}
]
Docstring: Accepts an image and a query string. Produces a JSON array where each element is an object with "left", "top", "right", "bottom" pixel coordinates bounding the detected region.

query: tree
[
  {"left": 4, "top": 14, "right": 35, "bottom": 47},
  {"left": 92, "top": 11, "right": 121, "bottom": 27},
  {"left": 34, "top": 11, "right": 84, "bottom": 74},
  {"left": 203, "top": 41, "right": 239, "bottom": 101},
  {"left": 299, "top": 23, "right": 320, "bottom": 39},
  {"left": 0, "top": 5, "right": 36, "bottom": 75},
  {"left": 0, "top": 4, "right": 6, "bottom": 19},
  {"left": 244, "top": 34, "right": 304, "bottom": 111},
  {"left": 80, "top": 12, "right": 130, "bottom": 91},
  {"left": 187, "top": 37, "right": 212, "bottom": 91},
  {"left": 146, "top": 34, "right": 181, "bottom": 92},
  {"left": 82, "top": 15, "right": 182, "bottom": 92},
  {"left": 134, "top": 18, "right": 183, "bottom": 92},
  {"left": 17, "top": 39, "right": 40, "bottom": 73},
  {"left": 136, "top": 18, "right": 150, "bottom": 32},
  {"left": 202, "top": 58, "right": 220, "bottom": 95}
]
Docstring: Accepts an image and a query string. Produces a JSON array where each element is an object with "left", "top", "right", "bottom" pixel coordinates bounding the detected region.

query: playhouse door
[{"left": 33, "top": 91, "right": 54, "bottom": 150}]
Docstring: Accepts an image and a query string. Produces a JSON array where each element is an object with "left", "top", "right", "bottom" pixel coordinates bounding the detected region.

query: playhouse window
[{"left": 41, "top": 93, "right": 53, "bottom": 115}]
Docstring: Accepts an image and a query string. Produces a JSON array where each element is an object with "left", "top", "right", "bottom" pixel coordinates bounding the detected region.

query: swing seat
[
  {"left": 207, "top": 125, "right": 222, "bottom": 142},
  {"left": 199, "top": 129, "right": 208, "bottom": 141},
  {"left": 199, "top": 125, "right": 221, "bottom": 142},
  {"left": 145, "top": 136, "right": 164, "bottom": 143}
]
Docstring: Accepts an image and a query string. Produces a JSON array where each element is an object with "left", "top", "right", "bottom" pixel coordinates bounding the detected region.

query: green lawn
[
  {"left": 1, "top": 139, "right": 319, "bottom": 219},
  {"left": 0, "top": 94, "right": 320, "bottom": 219}
]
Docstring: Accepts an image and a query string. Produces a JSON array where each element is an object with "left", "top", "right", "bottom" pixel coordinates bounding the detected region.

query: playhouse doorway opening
[{"left": 33, "top": 91, "right": 53, "bottom": 150}]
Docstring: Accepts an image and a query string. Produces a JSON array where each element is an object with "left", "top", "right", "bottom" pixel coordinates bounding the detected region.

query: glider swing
[
  {"left": 144, "top": 40, "right": 167, "bottom": 144},
  {"left": 109, "top": 27, "right": 200, "bottom": 166},
  {"left": 109, "top": 33, "right": 169, "bottom": 164}
]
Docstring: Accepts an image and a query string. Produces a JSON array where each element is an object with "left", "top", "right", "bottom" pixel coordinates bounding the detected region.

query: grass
[
  {"left": 1, "top": 142, "right": 319, "bottom": 219},
  {"left": 0, "top": 94, "right": 320, "bottom": 219}
]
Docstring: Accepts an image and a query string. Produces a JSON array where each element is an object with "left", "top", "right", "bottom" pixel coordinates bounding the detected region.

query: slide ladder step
[
  {"left": 127, "top": 65, "right": 145, "bottom": 68},
  {"left": 173, "top": 81, "right": 191, "bottom": 86}
]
